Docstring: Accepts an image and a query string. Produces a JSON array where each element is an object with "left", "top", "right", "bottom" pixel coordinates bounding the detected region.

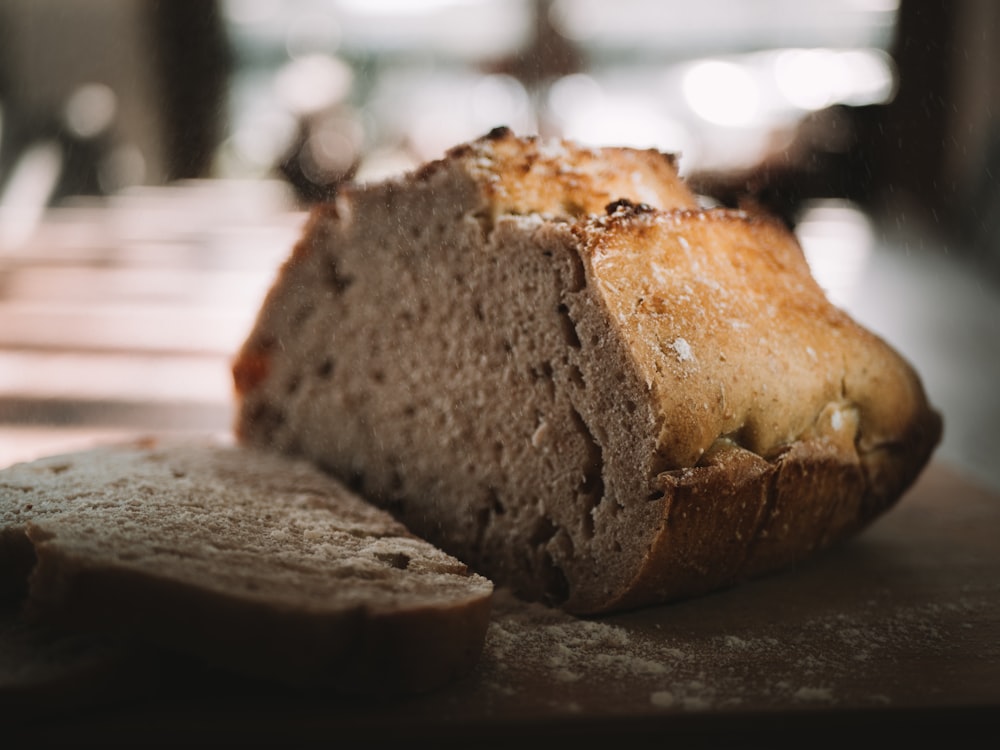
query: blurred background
[{"left": 0, "top": 0, "right": 998, "bottom": 490}]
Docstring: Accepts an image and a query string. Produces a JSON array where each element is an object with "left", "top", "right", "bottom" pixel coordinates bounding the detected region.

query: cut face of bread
[
  {"left": 0, "top": 438, "right": 493, "bottom": 692},
  {"left": 233, "top": 127, "right": 941, "bottom": 615}
]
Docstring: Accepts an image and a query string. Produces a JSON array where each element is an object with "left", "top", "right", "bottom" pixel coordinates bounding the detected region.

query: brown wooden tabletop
[{"left": 6, "top": 459, "right": 998, "bottom": 746}]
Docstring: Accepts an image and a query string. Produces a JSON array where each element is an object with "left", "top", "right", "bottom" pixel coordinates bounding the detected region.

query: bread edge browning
[
  {"left": 23, "top": 531, "right": 493, "bottom": 693},
  {"left": 599, "top": 408, "right": 941, "bottom": 614}
]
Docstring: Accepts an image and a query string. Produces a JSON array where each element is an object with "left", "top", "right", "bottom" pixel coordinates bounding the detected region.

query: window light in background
[{"left": 682, "top": 60, "right": 761, "bottom": 129}]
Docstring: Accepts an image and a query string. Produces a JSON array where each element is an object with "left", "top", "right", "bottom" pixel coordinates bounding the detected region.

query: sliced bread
[{"left": 0, "top": 437, "right": 493, "bottom": 693}]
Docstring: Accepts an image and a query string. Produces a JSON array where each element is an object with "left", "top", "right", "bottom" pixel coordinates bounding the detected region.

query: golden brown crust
[
  {"left": 410, "top": 125, "right": 698, "bottom": 221},
  {"left": 567, "top": 204, "right": 941, "bottom": 612},
  {"left": 589, "top": 204, "right": 938, "bottom": 459},
  {"left": 603, "top": 439, "right": 864, "bottom": 612},
  {"left": 605, "top": 405, "right": 940, "bottom": 614}
]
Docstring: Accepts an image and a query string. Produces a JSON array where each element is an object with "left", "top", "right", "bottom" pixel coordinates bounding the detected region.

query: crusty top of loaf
[
  {"left": 576, "top": 201, "right": 937, "bottom": 469},
  {"left": 379, "top": 125, "right": 698, "bottom": 220}
]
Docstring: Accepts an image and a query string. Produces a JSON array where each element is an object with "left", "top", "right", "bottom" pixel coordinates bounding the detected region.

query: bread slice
[
  {"left": 0, "top": 437, "right": 493, "bottom": 693},
  {"left": 232, "top": 127, "right": 942, "bottom": 615}
]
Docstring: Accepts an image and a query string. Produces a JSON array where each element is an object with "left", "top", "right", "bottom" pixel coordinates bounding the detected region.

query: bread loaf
[
  {"left": 232, "top": 127, "right": 942, "bottom": 615},
  {"left": 0, "top": 437, "right": 493, "bottom": 692}
]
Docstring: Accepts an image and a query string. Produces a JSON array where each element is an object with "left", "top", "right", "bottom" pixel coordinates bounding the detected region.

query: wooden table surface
[{"left": 6, "top": 460, "right": 998, "bottom": 746}]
